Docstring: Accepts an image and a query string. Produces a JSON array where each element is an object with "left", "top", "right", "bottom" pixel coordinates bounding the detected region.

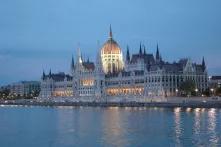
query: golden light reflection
[
  {"left": 101, "top": 107, "right": 128, "bottom": 146},
  {"left": 174, "top": 107, "right": 181, "bottom": 113},
  {"left": 208, "top": 108, "right": 218, "bottom": 145},
  {"left": 193, "top": 108, "right": 201, "bottom": 139},
  {"left": 195, "top": 108, "right": 200, "bottom": 112},
  {"left": 186, "top": 108, "right": 192, "bottom": 112},
  {"left": 174, "top": 107, "right": 182, "bottom": 146}
]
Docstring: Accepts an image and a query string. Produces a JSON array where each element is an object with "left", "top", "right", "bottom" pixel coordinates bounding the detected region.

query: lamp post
[
  {"left": 210, "top": 88, "right": 214, "bottom": 97},
  {"left": 195, "top": 88, "right": 198, "bottom": 96},
  {"left": 175, "top": 89, "right": 178, "bottom": 97}
]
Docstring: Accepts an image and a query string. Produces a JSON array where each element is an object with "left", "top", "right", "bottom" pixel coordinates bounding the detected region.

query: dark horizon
[{"left": 1, "top": 0, "right": 221, "bottom": 85}]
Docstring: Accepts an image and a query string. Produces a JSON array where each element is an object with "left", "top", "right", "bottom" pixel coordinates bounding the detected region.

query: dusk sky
[{"left": 0, "top": 0, "right": 221, "bottom": 85}]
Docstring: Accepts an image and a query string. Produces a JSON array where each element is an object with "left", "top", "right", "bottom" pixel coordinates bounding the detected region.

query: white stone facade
[{"left": 39, "top": 29, "right": 208, "bottom": 99}]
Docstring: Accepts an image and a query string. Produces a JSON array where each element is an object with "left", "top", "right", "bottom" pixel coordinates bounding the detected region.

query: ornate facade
[{"left": 39, "top": 28, "right": 208, "bottom": 99}]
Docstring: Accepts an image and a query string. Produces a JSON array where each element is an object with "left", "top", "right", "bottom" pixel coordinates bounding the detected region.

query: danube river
[{"left": 0, "top": 106, "right": 221, "bottom": 147}]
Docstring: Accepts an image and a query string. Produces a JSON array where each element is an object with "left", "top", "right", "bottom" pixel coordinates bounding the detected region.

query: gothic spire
[
  {"left": 77, "top": 47, "right": 82, "bottom": 64},
  {"left": 143, "top": 45, "right": 146, "bottom": 55},
  {"left": 126, "top": 45, "right": 130, "bottom": 62},
  {"left": 42, "top": 70, "right": 45, "bottom": 80},
  {"left": 49, "top": 69, "right": 52, "bottom": 78},
  {"left": 156, "top": 43, "right": 160, "bottom": 61},
  {"left": 202, "top": 56, "right": 206, "bottom": 72},
  {"left": 71, "top": 55, "right": 75, "bottom": 70},
  {"left": 139, "top": 42, "right": 142, "bottom": 55}
]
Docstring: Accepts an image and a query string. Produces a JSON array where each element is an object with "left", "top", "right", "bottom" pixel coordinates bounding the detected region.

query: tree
[
  {"left": 179, "top": 80, "right": 196, "bottom": 96},
  {"left": 202, "top": 88, "right": 210, "bottom": 97},
  {"left": 0, "top": 89, "right": 10, "bottom": 99},
  {"left": 216, "top": 87, "right": 221, "bottom": 96}
]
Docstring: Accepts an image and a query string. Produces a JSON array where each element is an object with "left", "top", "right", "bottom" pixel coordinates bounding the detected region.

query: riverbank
[{"left": 1, "top": 97, "right": 221, "bottom": 108}]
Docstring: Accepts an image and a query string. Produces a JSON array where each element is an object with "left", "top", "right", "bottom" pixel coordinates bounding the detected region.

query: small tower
[
  {"left": 202, "top": 56, "right": 206, "bottom": 72},
  {"left": 156, "top": 44, "right": 160, "bottom": 63},
  {"left": 77, "top": 47, "right": 83, "bottom": 65},
  {"left": 71, "top": 55, "right": 75, "bottom": 71},
  {"left": 49, "top": 69, "right": 52, "bottom": 78},
  {"left": 126, "top": 45, "right": 130, "bottom": 62},
  {"left": 143, "top": 45, "right": 146, "bottom": 55},
  {"left": 139, "top": 43, "right": 143, "bottom": 55},
  {"left": 42, "top": 70, "right": 46, "bottom": 80}
]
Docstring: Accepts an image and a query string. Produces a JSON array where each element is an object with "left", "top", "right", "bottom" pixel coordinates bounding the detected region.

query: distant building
[
  {"left": 40, "top": 27, "right": 208, "bottom": 98},
  {"left": 9, "top": 81, "right": 40, "bottom": 97},
  {"left": 209, "top": 76, "right": 221, "bottom": 88},
  {"left": 40, "top": 72, "right": 73, "bottom": 97}
]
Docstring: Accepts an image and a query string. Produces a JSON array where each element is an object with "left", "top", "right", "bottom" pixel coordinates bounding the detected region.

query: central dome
[
  {"left": 101, "top": 38, "right": 121, "bottom": 54},
  {"left": 100, "top": 26, "right": 124, "bottom": 74}
]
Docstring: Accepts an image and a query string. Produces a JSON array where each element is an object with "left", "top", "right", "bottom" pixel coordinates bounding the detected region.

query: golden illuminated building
[
  {"left": 106, "top": 87, "right": 144, "bottom": 96},
  {"left": 53, "top": 90, "right": 73, "bottom": 97},
  {"left": 40, "top": 26, "right": 208, "bottom": 99},
  {"left": 101, "top": 26, "right": 124, "bottom": 74},
  {"left": 80, "top": 79, "right": 94, "bottom": 86}
]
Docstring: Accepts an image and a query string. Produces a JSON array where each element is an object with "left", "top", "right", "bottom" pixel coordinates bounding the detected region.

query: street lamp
[
  {"left": 210, "top": 88, "right": 214, "bottom": 96},
  {"left": 175, "top": 89, "right": 178, "bottom": 97},
  {"left": 195, "top": 88, "right": 198, "bottom": 96}
]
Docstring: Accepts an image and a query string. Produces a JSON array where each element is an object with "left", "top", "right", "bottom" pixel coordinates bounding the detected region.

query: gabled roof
[
  {"left": 44, "top": 72, "right": 73, "bottom": 81},
  {"left": 131, "top": 53, "right": 155, "bottom": 64},
  {"left": 211, "top": 76, "right": 221, "bottom": 80},
  {"left": 82, "top": 62, "right": 95, "bottom": 71}
]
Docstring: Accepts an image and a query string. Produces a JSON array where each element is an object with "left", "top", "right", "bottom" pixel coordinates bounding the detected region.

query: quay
[{"left": 1, "top": 97, "right": 221, "bottom": 108}]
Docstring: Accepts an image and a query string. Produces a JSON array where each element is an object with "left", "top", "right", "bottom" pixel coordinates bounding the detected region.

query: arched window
[
  {"left": 108, "top": 63, "right": 111, "bottom": 73},
  {"left": 112, "top": 63, "right": 116, "bottom": 73}
]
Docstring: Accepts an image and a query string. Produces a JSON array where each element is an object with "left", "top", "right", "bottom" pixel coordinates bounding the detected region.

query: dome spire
[{"left": 109, "top": 25, "right": 113, "bottom": 38}]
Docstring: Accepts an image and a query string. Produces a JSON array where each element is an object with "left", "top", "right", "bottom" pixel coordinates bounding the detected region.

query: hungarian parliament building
[{"left": 40, "top": 27, "right": 208, "bottom": 99}]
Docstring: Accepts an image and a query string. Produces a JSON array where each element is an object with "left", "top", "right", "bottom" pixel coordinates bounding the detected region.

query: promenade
[{"left": 1, "top": 96, "right": 221, "bottom": 108}]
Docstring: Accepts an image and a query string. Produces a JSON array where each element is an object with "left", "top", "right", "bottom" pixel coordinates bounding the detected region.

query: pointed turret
[
  {"left": 143, "top": 45, "right": 146, "bottom": 55},
  {"left": 202, "top": 56, "right": 206, "bottom": 72},
  {"left": 126, "top": 45, "right": 130, "bottom": 62},
  {"left": 49, "top": 69, "right": 52, "bottom": 78},
  {"left": 156, "top": 44, "right": 160, "bottom": 61},
  {"left": 139, "top": 43, "right": 143, "bottom": 55},
  {"left": 71, "top": 55, "right": 75, "bottom": 70},
  {"left": 77, "top": 47, "right": 82, "bottom": 64},
  {"left": 42, "top": 70, "right": 46, "bottom": 80}
]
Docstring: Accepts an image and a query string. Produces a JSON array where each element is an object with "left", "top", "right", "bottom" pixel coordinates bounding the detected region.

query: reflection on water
[
  {"left": 0, "top": 106, "right": 221, "bottom": 147},
  {"left": 208, "top": 108, "right": 218, "bottom": 145},
  {"left": 174, "top": 107, "right": 182, "bottom": 146},
  {"left": 101, "top": 107, "right": 128, "bottom": 147}
]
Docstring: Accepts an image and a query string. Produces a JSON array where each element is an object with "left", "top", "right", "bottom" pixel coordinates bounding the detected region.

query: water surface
[{"left": 0, "top": 106, "right": 221, "bottom": 147}]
